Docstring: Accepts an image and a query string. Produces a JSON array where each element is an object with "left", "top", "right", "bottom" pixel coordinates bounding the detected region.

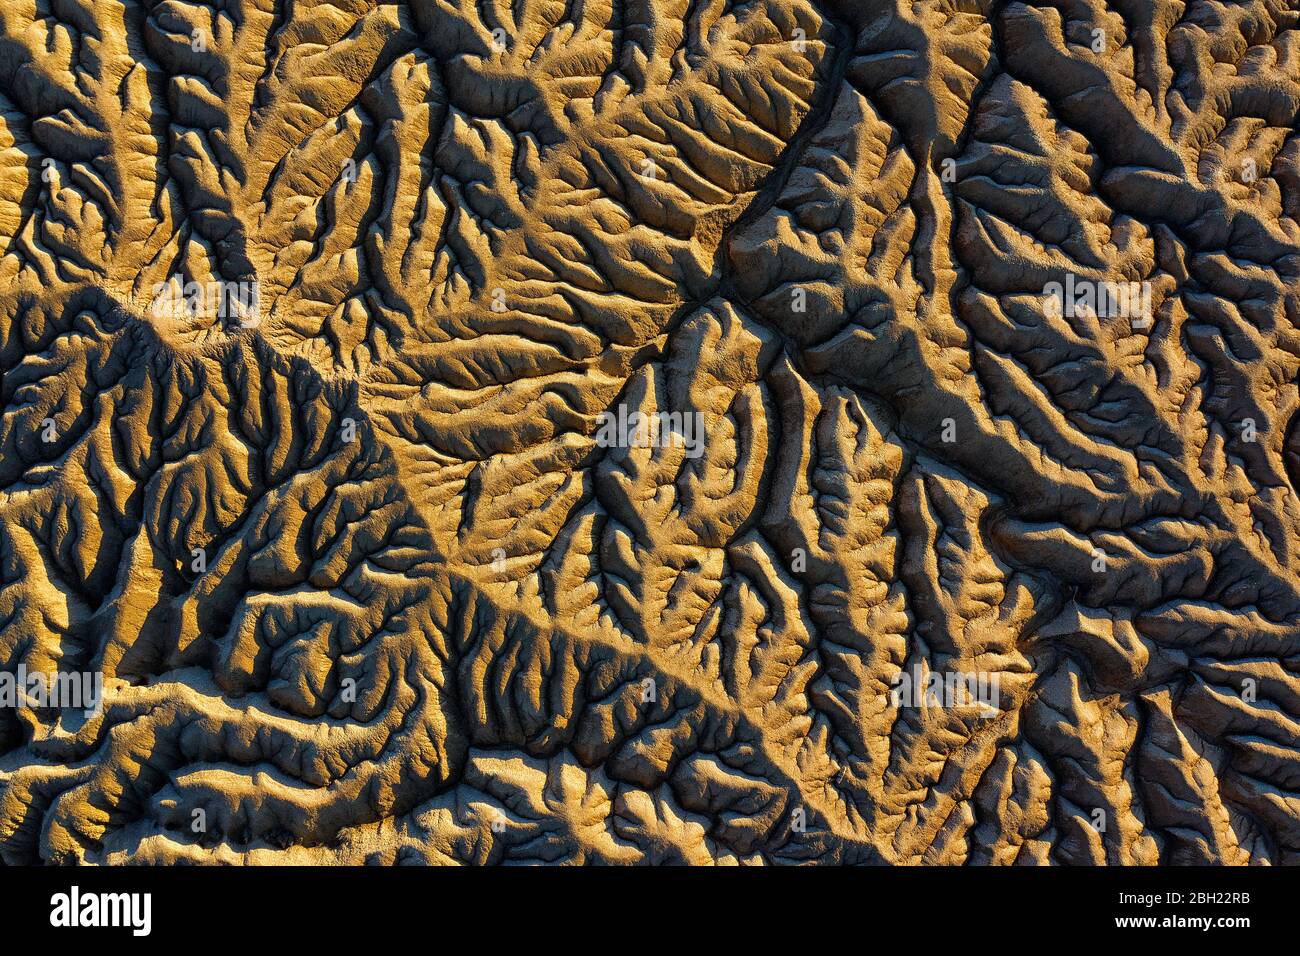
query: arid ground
[{"left": 2, "top": 0, "right": 1300, "bottom": 865}]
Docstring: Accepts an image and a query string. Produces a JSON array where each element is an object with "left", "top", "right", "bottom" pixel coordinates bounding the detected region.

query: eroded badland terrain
[{"left": 1, "top": 0, "right": 1299, "bottom": 865}]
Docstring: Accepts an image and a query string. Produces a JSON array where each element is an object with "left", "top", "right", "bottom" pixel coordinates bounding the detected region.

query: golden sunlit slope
[{"left": 2, "top": 0, "right": 1300, "bottom": 865}]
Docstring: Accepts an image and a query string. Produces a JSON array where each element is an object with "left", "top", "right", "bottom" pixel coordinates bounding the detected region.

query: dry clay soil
[{"left": 2, "top": 0, "right": 1300, "bottom": 865}]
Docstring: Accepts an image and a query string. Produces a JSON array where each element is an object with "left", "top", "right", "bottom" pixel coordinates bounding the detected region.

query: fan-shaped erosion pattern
[{"left": 2, "top": 0, "right": 1300, "bottom": 865}]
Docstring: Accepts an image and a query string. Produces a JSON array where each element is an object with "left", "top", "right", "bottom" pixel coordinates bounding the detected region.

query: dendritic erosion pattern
[{"left": 1, "top": 0, "right": 1299, "bottom": 865}]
